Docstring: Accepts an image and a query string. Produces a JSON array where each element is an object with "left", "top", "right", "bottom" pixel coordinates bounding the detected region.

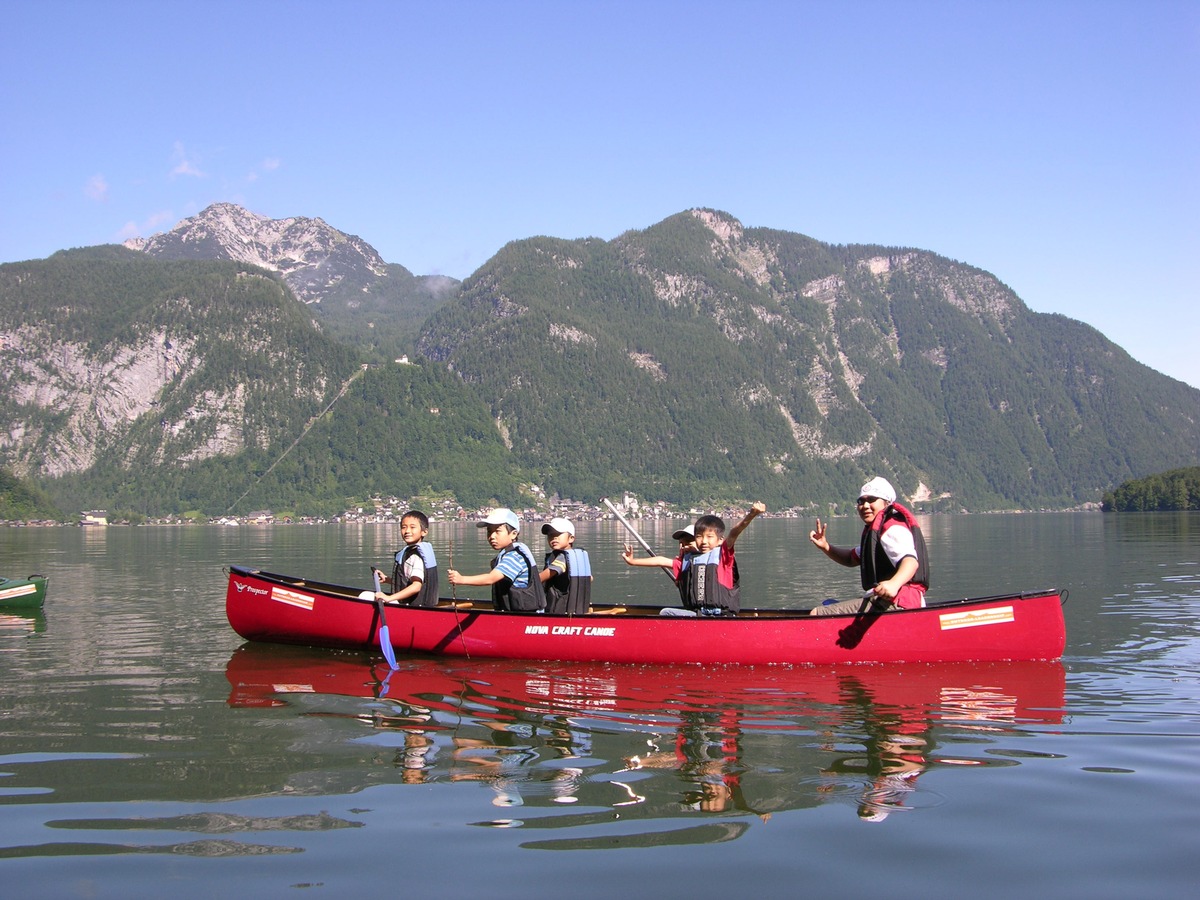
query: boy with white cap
[
  {"left": 447, "top": 508, "right": 544, "bottom": 612},
  {"left": 672, "top": 524, "right": 697, "bottom": 553},
  {"left": 808, "top": 476, "right": 929, "bottom": 616},
  {"left": 538, "top": 517, "right": 592, "bottom": 615}
]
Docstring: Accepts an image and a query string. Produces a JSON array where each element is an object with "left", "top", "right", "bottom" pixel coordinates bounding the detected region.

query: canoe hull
[
  {"left": 0, "top": 575, "right": 47, "bottom": 609},
  {"left": 226, "top": 566, "right": 1065, "bottom": 664}
]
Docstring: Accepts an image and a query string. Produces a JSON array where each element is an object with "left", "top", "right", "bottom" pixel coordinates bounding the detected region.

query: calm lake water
[{"left": 2, "top": 513, "right": 1198, "bottom": 899}]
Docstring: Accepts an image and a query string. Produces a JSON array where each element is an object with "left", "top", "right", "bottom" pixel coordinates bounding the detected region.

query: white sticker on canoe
[
  {"left": 523, "top": 624, "right": 616, "bottom": 637},
  {"left": 0, "top": 584, "right": 38, "bottom": 601},
  {"left": 272, "top": 586, "right": 316, "bottom": 611},
  {"left": 939, "top": 606, "right": 1015, "bottom": 630}
]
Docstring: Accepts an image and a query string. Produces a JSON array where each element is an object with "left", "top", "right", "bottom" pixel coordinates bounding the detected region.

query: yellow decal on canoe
[
  {"left": 272, "top": 586, "right": 316, "bottom": 611},
  {"left": 0, "top": 584, "right": 38, "bottom": 601},
  {"left": 272, "top": 683, "right": 316, "bottom": 694},
  {"left": 939, "top": 605, "right": 1015, "bottom": 630}
]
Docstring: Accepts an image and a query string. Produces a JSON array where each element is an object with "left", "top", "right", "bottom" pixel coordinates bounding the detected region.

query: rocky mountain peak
[
  {"left": 124, "top": 203, "right": 389, "bottom": 303},
  {"left": 691, "top": 207, "right": 744, "bottom": 244}
]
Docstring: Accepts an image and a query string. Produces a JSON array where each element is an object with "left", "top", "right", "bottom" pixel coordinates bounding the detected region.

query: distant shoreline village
[{"left": 1, "top": 492, "right": 1102, "bottom": 528}]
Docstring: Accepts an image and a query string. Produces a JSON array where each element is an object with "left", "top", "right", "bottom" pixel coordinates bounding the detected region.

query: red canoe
[{"left": 226, "top": 565, "right": 1066, "bottom": 664}]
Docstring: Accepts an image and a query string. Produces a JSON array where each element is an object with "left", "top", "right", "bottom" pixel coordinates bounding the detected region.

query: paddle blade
[
  {"left": 372, "top": 569, "right": 399, "bottom": 670},
  {"left": 379, "top": 619, "right": 398, "bottom": 670},
  {"left": 378, "top": 665, "right": 396, "bottom": 698}
]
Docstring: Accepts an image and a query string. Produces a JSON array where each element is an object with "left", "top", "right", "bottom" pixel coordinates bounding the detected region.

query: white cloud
[
  {"left": 144, "top": 209, "right": 174, "bottom": 230},
  {"left": 115, "top": 210, "right": 176, "bottom": 243},
  {"left": 85, "top": 174, "right": 109, "bottom": 202},
  {"left": 247, "top": 156, "right": 282, "bottom": 182},
  {"left": 170, "top": 141, "right": 206, "bottom": 178}
]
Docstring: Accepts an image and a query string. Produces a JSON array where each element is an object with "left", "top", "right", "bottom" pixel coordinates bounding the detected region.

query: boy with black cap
[
  {"left": 538, "top": 517, "right": 592, "bottom": 615},
  {"left": 447, "top": 508, "right": 544, "bottom": 612}
]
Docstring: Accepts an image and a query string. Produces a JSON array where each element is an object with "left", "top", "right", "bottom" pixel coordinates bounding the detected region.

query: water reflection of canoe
[
  {"left": 224, "top": 643, "right": 1067, "bottom": 837},
  {"left": 226, "top": 565, "right": 1066, "bottom": 664},
  {"left": 0, "top": 574, "right": 47, "bottom": 609},
  {"left": 223, "top": 641, "right": 1067, "bottom": 729},
  {"left": 0, "top": 610, "right": 47, "bottom": 634}
]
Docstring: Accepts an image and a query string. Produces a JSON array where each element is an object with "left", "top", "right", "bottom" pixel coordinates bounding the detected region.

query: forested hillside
[
  {"left": 2, "top": 249, "right": 358, "bottom": 514},
  {"left": 221, "top": 361, "right": 523, "bottom": 515},
  {"left": 416, "top": 209, "right": 1200, "bottom": 511},
  {"left": 3, "top": 208, "right": 1198, "bottom": 517}
]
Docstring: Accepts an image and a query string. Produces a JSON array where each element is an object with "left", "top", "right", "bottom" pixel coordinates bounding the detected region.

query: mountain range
[
  {"left": 126, "top": 202, "right": 457, "bottom": 359},
  {"left": 2, "top": 203, "right": 1197, "bottom": 516}
]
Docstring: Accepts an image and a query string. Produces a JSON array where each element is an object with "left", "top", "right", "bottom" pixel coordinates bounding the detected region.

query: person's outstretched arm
[
  {"left": 809, "top": 518, "right": 857, "bottom": 568},
  {"left": 725, "top": 501, "right": 766, "bottom": 550},
  {"left": 622, "top": 544, "right": 676, "bottom": 568}
]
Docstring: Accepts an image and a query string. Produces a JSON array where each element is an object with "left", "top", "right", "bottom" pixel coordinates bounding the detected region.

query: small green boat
[{"left": 0, "top": 574, "right": 47, "bottom": 609}]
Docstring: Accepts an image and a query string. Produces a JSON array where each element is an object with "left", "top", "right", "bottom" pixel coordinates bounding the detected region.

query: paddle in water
[{"left": 372, "top": 567, "right": 399, "bottom": 670}]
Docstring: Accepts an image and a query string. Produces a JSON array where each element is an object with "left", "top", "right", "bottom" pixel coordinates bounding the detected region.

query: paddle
[
  {"left": 372, "top": 567, "right": 399, "bottom": 670},
  {"left": 836, "top": 593, "right": 889, "bottom": 649},
  {"left": 602, "top": 497, "right": 677, "bottom": 583},
  {"left": 448, "top": 531, "right": 470, "bottom": 659}
]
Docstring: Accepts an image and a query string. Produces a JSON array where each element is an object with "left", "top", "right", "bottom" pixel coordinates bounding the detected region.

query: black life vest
[
  {"left": 680, "top": 546, "right": 740, "bottom": 613},
  {"left": 543, "top": 547, "right": 592, "bottom": 615},
  {"left": 859, "top": 502, "right": 930, "bottom": 592},
  {"left": 392, "top": 541, "right": 440, "bottom": 607},
  {"left": 491, "top": 543, "right": 545, "bottom": 613}
]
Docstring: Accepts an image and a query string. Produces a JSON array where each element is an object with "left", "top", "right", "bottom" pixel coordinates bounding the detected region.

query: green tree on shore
[
  {"left": 0, "top": 468, "right": 64, "bottom": 521},
  {"left": 1102, "top": 467, "right": 1200, "bottom": 511}
]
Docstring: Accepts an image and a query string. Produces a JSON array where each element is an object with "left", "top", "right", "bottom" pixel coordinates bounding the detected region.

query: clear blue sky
[{"left": 4, "top": 0, "right": 1197, "bottom": 388}]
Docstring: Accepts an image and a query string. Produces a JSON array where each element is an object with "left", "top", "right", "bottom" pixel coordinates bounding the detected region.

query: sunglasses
[{"left": 857, "top": 496, "right": 882, "bottom": 505}]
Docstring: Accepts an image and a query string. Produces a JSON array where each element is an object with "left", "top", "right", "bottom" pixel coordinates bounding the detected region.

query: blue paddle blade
[
  {"left": 373, "top": 569, "right": 399, "bottom": 670},
  {"left": 379, "top": 617, "right": 398, "bottom": 670},
  {"left": 378, "top": 665, "right": 396, "bottom": 698}
]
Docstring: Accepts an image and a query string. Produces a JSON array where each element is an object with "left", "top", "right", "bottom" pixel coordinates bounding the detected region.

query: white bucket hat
[{"left": 858, "top": 477, "right": 897, "bottom": 504}]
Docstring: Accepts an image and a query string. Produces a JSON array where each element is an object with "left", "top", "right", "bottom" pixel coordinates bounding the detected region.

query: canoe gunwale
[{"left": 227, "top": 564, "right": 1060, "bottom": 620}]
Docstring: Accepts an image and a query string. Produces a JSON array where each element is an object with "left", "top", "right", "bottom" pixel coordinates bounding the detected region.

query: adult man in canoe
[{"left": 808, "top": 477, "right": 929, "bottom": 616}]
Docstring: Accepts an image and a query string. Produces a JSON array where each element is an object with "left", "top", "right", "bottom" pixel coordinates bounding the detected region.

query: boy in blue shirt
[{"left": 447, "top": 508, "right": 544, "bottom": 612}]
